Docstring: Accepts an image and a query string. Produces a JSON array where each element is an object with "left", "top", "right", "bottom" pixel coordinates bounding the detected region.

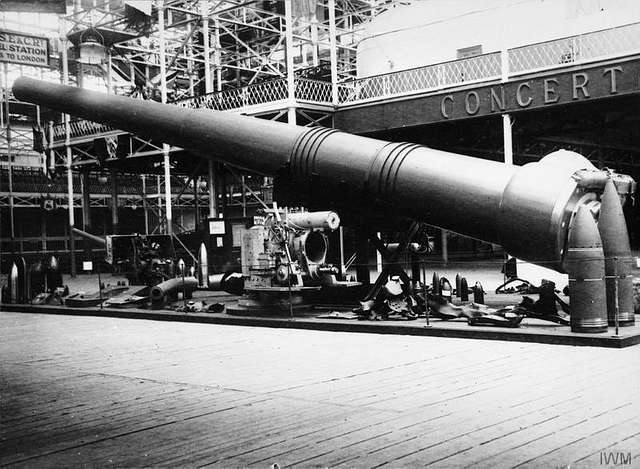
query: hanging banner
[
  {"left": 0, "top": 30, "right": 50, "bottom": 67},
  {"left": 0, "top": 0, "right": 66, "bottom": 14}
]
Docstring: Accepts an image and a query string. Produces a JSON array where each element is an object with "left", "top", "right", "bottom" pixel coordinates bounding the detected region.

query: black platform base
[{"left": 2, "top": 302, "right": 640, "bottom": 348}]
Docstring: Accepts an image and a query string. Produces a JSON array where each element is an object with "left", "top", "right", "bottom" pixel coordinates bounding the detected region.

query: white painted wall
[{"left": 357, "top": 0, "right": 640, "bottom": 77}]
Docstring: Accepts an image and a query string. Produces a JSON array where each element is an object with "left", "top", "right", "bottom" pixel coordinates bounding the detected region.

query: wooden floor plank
[
  {"left": 293, "top": 375, "right": 622, "bottom": 467},
  {"left": 466, "top": 407, "right": 640, "bottom": 468},
  {"left": 526, "top": 418, "right": 640, "bottom": 467},
  {"left": 2, "top": 311, "right": 639, "bottom": 468}
]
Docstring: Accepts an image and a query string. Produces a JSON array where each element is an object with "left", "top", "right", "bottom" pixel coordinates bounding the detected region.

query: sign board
[
  {"left": 0, "top": 30, "right": 50, "bottom": 67},
  {"left": 335, "top": 58, "right": 640, "bottom": 133},
  {"left": 232, "top": 224, "right": 245, "bottom": 247},
  {"left": 0, "top": 1, "right": 67, "bottom": 14},
  {"left": 209, "top": 220, "right": 226, "bottom": 235},
  {"left": 82, "top": 261, "right": 93, "bottom": 271}
]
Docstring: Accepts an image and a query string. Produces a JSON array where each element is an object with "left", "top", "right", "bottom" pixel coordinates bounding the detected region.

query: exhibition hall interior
[{"left": 1, "top": 0, "right": 639, "bottom": 467}]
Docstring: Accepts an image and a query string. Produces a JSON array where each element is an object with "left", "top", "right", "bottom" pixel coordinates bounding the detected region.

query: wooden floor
[{"left": 1, "top": 312, "right": 639, "bottom": 468}]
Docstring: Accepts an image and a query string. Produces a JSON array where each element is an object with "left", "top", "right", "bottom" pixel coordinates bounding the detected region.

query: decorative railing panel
[
  {"left": 340, "top": 52, "right": 502, "bottom": 103},
  {"left": 509, "top": 22, "right": 640, "bottom": 73},
  {"left": 295, "top": 78, "right": 332, "bottom": 103},
  {"left": 52, "top": 120, "right": 115, "bottom": 141},
  {"left": 176, "top": 78, "right": 289, "bottom": 110}
]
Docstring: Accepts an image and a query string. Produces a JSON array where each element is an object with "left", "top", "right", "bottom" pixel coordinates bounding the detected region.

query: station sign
[{"left": 0, "top": 30, "right": 50, "bottom": 67}]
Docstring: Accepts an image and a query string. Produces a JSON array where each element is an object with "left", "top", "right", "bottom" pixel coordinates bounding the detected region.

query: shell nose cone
[
  {"left": 568, "top": 204, "right": 602, "bottom": 249},
  {"left": 10, "top": 262, "right": 18, "bottom": 280},
  {"left": 598, "top": 180, "right": 631, "bottom": 253},
  {"left": 47, "top": 255, "right": 59, "bottom": 270},
  {"left": 198, "top": 243, "right": 209, "bottom": 288},
  {"left": 566, "top": 204, "right": 608, "bottom": 333},
  {"left": 598, "top": 179, "right": 635, "bottom": 326},
  {"left": 198, "top": 242, "right": 207, "bottom": 260}
]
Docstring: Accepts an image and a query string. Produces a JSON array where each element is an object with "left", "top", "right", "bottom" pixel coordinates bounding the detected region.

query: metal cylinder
[
  {"left": 460, "top": 277, "right": 469, "bottom": 302},
  {"left": 289, "top": 231, "right": 328, "bottom": 265},
  {"left": 207, "top": 273, "right": 225, "bottom": 290},
  {"left": 150, "top": 276, "right": 198, "bottom": 303},
  {"left": 45, "top": 255, "right": 62, "bottom": 292},
  {"left": 565, "top": 205, "right": 608, "bottom": 333},
  {"left": 15, "top": 256, "right": 28, "bottom": 303},
  {"left": 71, "top": 227, "right": 106, "bottom": 247},
  {"left": 8, "top": 262, "right": 18, "bottom": 304},
  {"left": 440, "top": 278, "right": 452, "bottom": 303},
  {"left": 12, "top": 78, "right": 626, "bottom": 273},
  {"left": 473, "top": 282, "right": 484, "bottom": 305},
  {"left": 432, "top": 272, "right": 440, "bottom": 296},
  {"left": 207, "top": 272, "right": 244, "bottom": 295},
  {"left": 597, "top": 180, "right": 635, "bottom": 326},
  {"left": 197, "top": 243, "right": 208, "bottom": 288},
  {"left": 285, "top": 211, "right": 340, "bottom": 230}
]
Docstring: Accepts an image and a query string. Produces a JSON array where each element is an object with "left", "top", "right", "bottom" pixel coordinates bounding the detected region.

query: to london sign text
[{"left": 0, "top": 30, "right": 49, "bottom": 67}]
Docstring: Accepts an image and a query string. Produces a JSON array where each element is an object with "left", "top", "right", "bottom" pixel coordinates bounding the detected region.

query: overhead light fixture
[{"left": 77, "top": 28, "right": 106, "bottom": 65}]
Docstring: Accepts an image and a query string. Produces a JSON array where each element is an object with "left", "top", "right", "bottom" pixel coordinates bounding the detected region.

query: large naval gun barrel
[
  {"left": 13, "top": 78, "right": 636, "bottom": 329},
  {"left": 72, "top": 227, "right": 107, "bottom": 247}
]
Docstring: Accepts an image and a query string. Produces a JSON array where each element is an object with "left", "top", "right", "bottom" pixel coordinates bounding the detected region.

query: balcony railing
[
  {"left": 509, "top": 22, "right": 640, "bottom": 74},
  {"left": 176, "top": 78, "right": 288, "bottom": 110},
  {"left": 339, "top": 52, "right": 502, "bottom": 103},
  {"left": 48, "top": 22, "right": 640, "bottom": 143},
  {"left": 52, "top": 119, "right": 115, "bottom": 141},
  {"left": 295, "top": 78, "right": 333, "bottom": 103},
  {"left": 341, "top": 22, "right": 640, "bottom": 103},
  {"left": 174, "top": 77, "right": 333, "bottom": 110}
]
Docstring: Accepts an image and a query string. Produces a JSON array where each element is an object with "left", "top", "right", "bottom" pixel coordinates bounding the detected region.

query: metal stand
[
  {"left": 361, "top": 222, "right": 421, "bottom": 303},
  {"left": 422, "top": 262, "right": 430, "bottom": 328},
  {"left": 614, "top": 256, "right": 619, "bottom": 336},
  {"left": 97, "top": 260, "right": 103, "bottom": 310}
]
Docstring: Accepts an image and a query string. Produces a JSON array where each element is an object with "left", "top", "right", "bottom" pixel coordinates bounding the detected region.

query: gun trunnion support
[{"left": 13, "top": 77, "right": 635, "bottom": 331}]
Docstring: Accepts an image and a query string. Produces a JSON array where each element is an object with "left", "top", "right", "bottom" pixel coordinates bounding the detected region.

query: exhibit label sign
[{"left": 0, "top": 30, "right": 50, "bottom": 67}]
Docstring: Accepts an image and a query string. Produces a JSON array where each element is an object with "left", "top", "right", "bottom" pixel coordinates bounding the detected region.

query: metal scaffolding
[
  {"left": 51, "top": 0, "right": 402, "bottom": 236},
  {"left": 0, "top": 0, "right": 401, "bottom": 265}
]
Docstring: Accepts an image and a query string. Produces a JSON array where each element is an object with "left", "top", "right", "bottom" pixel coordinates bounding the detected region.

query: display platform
[{"left": 3, "top": 294, "right": 639, "bottom": 348}]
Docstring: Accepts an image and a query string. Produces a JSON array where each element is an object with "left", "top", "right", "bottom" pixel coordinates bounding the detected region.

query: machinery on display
[
  {"left": 11, "top": 77, "right": 638, "bottom": 333},
  {"left": 106, "top": 232, "right": 176, "bottom": 286},
  {"left": 71, "top": 228, "right": 207, "bottom": 306},
  {"left": 72, "top": 227, "right": 176, "bottom": 286},
  {"left": 231, "top": 207, "right": 342, "bottom": 314}
]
